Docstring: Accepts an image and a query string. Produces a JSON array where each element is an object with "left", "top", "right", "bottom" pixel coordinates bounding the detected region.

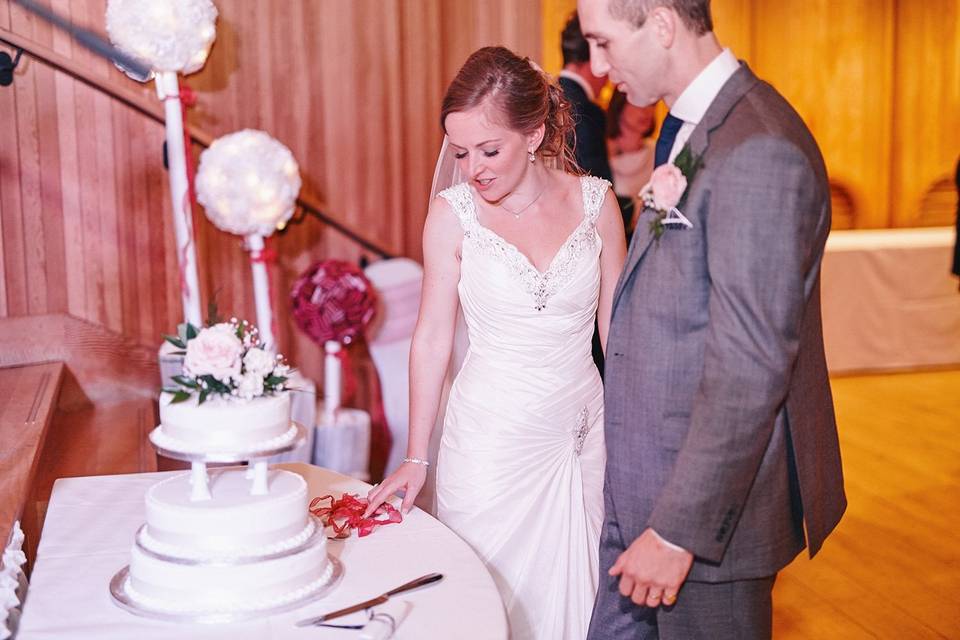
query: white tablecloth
[
  {"left": 17, "top": 464, "right": 507, "bottom": 639},
  {"left": 821, "top": 226, "right": 960, "bottom": 372}
]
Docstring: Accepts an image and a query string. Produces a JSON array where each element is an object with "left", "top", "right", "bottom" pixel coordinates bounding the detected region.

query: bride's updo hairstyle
[{"left": 441, "top": 46, "right": 580, "bottom": 174}]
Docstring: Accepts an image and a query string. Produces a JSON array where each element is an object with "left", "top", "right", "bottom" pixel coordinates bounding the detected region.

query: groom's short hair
[{"left": 609, "top": 0, "right": 713, "bottom": 35}]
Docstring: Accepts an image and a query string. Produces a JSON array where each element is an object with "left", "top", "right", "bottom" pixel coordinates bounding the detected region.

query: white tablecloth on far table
[
  {"left": 821, "top": 226, "right": 960, "bottom": 373},
  {"left": 17, "top": 464, "right": 507, "bottom": 639}
]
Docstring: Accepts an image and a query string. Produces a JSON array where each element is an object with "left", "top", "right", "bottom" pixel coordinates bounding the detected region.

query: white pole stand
[
  {"left": 189, "top": 462, "right": 211, "bottom": 502},
  {"left": 324, "top": 340, "right": 342, "bottom": 420},
  {"left": 246, "top": 233, "right": 276, "bottom": 353},
  {"left": 155, "top": 70, "right": 202, "bottom": 327},
  {"left": 250, "top": 459, "right": 269, "bottom": 495}
]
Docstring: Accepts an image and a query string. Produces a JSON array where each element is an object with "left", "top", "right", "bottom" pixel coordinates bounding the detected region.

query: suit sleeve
[{"left": 646, "top": 135, "right": 825, "bottom": 562}]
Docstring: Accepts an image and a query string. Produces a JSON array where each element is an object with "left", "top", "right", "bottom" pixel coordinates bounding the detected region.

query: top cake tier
[{"left": 152, "top": 391, "right": 295, "bottom": 458}]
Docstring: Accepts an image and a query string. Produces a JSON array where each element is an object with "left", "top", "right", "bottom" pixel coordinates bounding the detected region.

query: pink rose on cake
[{"left": 183, "top": 323, "right": 243, "bottom": 383}]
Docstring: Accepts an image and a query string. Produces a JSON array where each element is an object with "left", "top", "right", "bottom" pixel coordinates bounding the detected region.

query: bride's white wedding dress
[{"left": 437, "top": 175, "right": 608, "bottom": 640}]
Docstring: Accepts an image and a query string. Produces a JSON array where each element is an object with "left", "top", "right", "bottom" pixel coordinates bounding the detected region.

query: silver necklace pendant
[{"left": 501, "top": 187, "right": 545, "bottom": 219}]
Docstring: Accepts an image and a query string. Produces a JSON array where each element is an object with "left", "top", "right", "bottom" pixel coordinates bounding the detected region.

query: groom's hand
[{"left": 610, "top": 528, "right": 694, "bottom": 608}]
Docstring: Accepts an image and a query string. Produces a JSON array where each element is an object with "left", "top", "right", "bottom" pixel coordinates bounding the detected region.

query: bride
[{"left": 365, "top": 46, "right": 625, "bottom": 639}]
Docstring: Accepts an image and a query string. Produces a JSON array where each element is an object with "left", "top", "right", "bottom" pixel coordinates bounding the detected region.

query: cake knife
[{"left": 295, "top": 572, "right": 443, "bottom": 627}]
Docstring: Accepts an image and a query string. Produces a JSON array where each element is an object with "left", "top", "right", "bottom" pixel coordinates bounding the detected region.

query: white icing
[
  {"left": 125, "top": 538, "right": 333, "bottom": 614},
  {"left": 149, "top": 423, "right": 298, "bottom": 456},
  {"left": 143, "top": 468, "right": 309, "bottom": 557},
  {"left": 158, "top": 392, "right": 291, "bottom": 450}
]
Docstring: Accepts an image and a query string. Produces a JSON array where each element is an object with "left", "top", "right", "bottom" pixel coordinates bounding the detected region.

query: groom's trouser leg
[
  {"left": 586, "top": 488, "right": 658, "bottom": 640},
  {"left": 657, "top": 576, "right": 776, "bottom": 640}
]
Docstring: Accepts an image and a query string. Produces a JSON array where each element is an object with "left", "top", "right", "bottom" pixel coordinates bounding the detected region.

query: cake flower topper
[{"left": 163, "top": 318, "right": 290, "bottom": 404}]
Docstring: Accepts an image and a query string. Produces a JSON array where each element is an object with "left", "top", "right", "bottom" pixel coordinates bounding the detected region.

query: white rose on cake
[
  {"left": 183, "top": 323, "right": 243, "bottom": 383},
  {"left": 242, "top": 347, "right": 275, "bottom": 377},
  {"left": 236, "top": 371, "right": 265, "bottom": 400}
]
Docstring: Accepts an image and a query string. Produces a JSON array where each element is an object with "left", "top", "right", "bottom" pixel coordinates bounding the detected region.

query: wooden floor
[{"left": 772, "top": 369, "right": 960, "bottom": 639}]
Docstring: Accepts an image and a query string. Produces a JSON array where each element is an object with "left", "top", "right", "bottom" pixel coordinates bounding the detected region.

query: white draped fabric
[
  {"left": 436, "top": 176, "right": 608, "bottom": 640},
  {"left": 364, "top": 258, "right": 424, "bottom": 476},
  {"left": 16, "top": 464, "right": 507, "bottom": 639}
]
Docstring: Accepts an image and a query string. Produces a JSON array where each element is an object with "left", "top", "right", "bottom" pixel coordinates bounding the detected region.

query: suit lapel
[{"left": 611, "top": 64, "right": 761, "bottom": 318}]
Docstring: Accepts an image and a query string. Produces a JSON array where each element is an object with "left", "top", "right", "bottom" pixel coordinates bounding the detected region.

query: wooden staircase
[{"left": 0, "top": 314, "right": 161, "bottom": 573}]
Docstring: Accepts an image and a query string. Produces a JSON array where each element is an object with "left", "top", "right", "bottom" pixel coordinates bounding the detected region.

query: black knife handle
[{"left": 385, "top": 572, "right": 443, "bottom": 597}]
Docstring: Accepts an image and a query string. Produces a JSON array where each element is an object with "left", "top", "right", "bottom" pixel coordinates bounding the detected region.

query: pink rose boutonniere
[{"left": 640, "top": 145, "right": 702, "bottom": 242}]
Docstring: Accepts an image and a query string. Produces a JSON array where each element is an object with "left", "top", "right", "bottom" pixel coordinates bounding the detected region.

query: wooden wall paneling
[
  {"left": 752, "top": 0, "right": 896, "bottom": 229},
  {"left": 1, "top": 0, "right": 26, "bottom": 318},
  {"left": 36, "top": 62, "right": 67, "bottom": 315},
  {"left": 0, "top": 80, "right": 26, "bottom": 318},
  {"left": 113, "top": 100, "right": 137, "bottom": 341},
  {"left": 11, "top": 3, "right": 48, "bottom": 318},
  {"left": 399, "top": 0, "right": 444, "bottom": 259},
  {"left": 94, "top": 90, "right": 122, "bottom": 332},
  {"left": 890, "top": 0, "right": 960, "bottom": 227}
]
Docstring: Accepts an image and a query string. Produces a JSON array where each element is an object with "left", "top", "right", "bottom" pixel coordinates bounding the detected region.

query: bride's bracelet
[{"left": 402, "top": 457, "right": 430, "bottom": 467}]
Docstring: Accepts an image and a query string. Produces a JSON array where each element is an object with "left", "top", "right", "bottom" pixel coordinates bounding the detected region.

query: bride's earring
[{"left": 528, "top": 150, "right": 535, "bottom": 163}]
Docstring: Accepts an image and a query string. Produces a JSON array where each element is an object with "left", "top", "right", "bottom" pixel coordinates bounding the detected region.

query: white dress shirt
[{"left": 667, "top": 48, "right": 741, "bottom": 163}]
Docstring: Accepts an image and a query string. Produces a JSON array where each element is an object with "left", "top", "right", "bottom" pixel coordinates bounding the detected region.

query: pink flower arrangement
[{"left": 163, "top": 319, "right": 290, "bottom": 404}]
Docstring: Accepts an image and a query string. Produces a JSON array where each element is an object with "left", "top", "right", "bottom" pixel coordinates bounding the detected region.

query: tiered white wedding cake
[{"left": 111, "top": 320, "right": 337, "bottom": 620}]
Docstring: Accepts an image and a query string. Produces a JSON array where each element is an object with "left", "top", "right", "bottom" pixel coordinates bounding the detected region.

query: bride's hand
[{"left": 364, "top": 462, "right": 428, "bottom": 517}]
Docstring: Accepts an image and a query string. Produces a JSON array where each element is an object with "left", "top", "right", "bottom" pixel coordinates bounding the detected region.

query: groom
[{"left": 579, "top": 0, "right": 846, "bottom": 638}]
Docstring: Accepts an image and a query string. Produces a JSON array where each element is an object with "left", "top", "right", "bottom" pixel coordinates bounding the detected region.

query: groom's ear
[{"left": 649, "top": 6, "right": 677, "bottom": 48}]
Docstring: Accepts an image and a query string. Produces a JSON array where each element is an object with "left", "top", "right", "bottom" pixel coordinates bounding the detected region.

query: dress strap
[
  {"left": 579, "top": 175, "right": 610, "bottom": 224},
  {"left": 438, "top": 183, "right": 477, "bottom": 232}
]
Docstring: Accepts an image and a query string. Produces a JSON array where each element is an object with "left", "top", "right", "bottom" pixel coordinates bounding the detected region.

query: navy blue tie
[{"left": 654, "top": 113, "right": 684, "bottom": 167}]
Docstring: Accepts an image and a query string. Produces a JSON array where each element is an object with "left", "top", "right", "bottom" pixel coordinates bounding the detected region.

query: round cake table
[{"left": 16, "top": 463, "right": 508, "bottom": 639}]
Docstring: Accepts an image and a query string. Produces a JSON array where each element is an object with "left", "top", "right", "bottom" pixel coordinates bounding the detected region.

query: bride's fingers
[{"left": 364, "top": 483, "right": 391, "bottom": 517}]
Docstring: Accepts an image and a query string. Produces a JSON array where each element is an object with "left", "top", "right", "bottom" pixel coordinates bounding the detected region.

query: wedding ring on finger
[
  {"left": 646, "top": 590, "right": 663, "bottom": 607},
  {"left": 663, "top": 593, "right": 678, "bottom": 606}
]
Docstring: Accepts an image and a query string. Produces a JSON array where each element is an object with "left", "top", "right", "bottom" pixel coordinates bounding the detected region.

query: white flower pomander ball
[
  {"left": 195, "top": 130, "right": 302, "bottom": 237},
  {"left": 106, "top": 0, "right": 218, "bottom": 74},
  {"left": 242, "top": 347, "right": 275, "bottom": 378}
]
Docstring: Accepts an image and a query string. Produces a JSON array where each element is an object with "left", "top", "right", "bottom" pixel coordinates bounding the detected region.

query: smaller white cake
[{"left": 155, "top": 391, "right": 293, "bottom": 453}]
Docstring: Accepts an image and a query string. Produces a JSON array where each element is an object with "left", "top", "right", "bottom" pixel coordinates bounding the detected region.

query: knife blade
[{"left": 295, "top": 572, "right": 443, "bottom": 627}]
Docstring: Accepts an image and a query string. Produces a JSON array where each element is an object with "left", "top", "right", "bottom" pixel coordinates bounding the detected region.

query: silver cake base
[{"left": 109, "top": 555, "right": 343, "bottom": 624}]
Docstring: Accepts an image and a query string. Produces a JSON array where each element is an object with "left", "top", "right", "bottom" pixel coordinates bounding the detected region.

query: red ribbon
[
  {"left": 249, "top": 246, "right": 278, "bottom": 264},
  {"left": 309, "top": 493, "right": 402, "bottom": 538}
]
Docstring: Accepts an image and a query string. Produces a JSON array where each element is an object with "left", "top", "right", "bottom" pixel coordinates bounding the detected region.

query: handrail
[{"left": 0, "top": 27, "right": 393, "bottom": 259}]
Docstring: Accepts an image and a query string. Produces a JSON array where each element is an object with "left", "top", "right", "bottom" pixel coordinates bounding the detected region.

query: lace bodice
[{"left": 441, "top": 175, "right": 608, "bottom": 311}]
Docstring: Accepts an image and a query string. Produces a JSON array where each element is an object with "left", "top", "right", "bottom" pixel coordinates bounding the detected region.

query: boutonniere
[{"left": 641, "top": 146, "right": 703, "bottom": 242}]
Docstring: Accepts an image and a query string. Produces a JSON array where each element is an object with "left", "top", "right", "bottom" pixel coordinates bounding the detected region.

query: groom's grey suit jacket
[{"left": 603, "top": 64, "right": 846, "bottom": 582}]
